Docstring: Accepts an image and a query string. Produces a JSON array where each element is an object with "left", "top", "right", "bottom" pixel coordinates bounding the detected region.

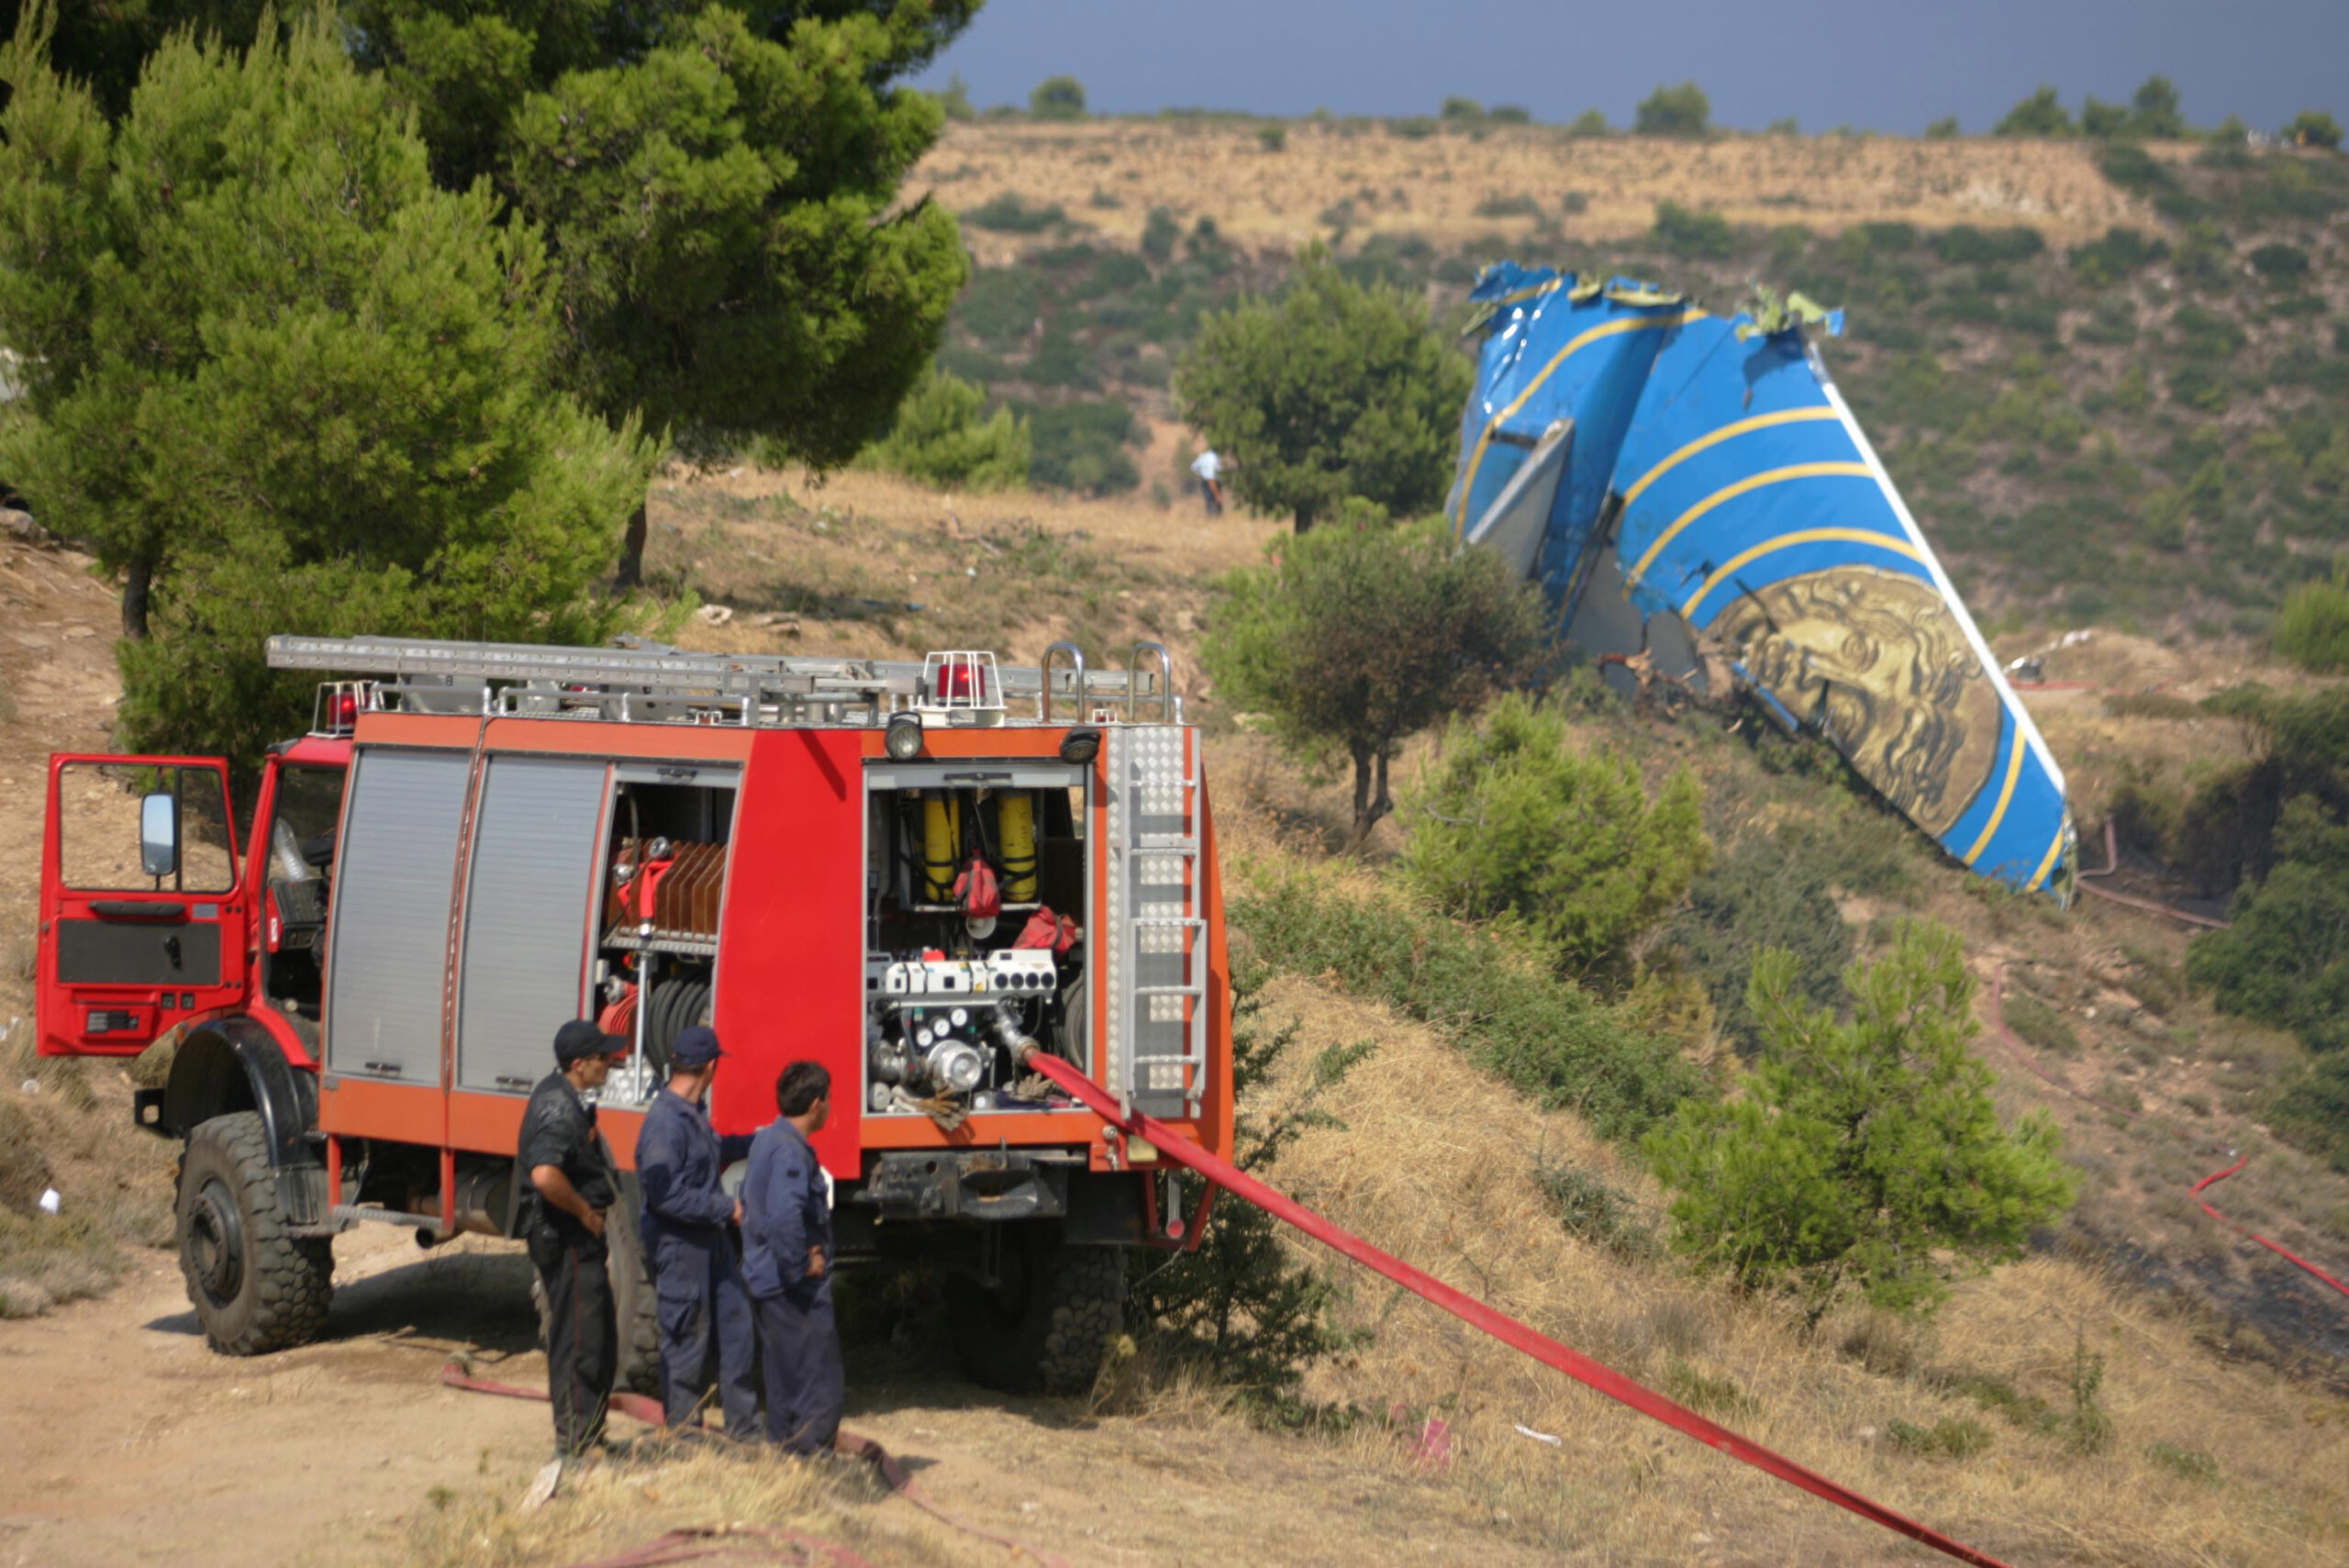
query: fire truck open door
[{"left": 37, "top": 754, "right": 248, "bottom": 1057}]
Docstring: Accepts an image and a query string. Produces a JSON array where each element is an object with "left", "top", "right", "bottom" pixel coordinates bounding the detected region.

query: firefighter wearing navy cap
[
  {"left": 521, "top": 1018, "right": 631, "bottom": 1459},
  {"left": 636, "top": 1025, "right": 758, "bottom": 1435}
]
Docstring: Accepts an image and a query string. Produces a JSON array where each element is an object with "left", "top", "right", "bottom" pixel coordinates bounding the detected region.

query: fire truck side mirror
[{"left": 139, "top": 791, "right": 181, "bottom": 879}]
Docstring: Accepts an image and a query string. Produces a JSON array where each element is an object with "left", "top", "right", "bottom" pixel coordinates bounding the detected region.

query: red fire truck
[{"left": 35, "top": 635, "right": 1230, "bottom": 1394}]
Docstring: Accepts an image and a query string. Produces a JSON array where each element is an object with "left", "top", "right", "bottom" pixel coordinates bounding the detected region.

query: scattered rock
[
  {"left": 0, "top": 507, "right": 46, "bottom": 544},
  {"left": 694, "top": 604, "right": 734, "bottom": 627}
]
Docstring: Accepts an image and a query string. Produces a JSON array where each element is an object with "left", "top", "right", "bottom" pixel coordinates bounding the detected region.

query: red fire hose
[{"left": 1020, "top": 1051, "right": 2012, "bottom": 1568}]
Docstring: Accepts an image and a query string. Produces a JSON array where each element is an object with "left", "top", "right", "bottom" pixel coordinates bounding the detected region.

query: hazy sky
[{"left": 910, "top": 0, "right": 2344, "bottom": 136}]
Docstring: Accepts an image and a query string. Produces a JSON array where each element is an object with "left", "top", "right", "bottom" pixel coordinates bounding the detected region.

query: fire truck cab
[{"left": 36, "top": 635, "right": 1230, "bottom": 1396}]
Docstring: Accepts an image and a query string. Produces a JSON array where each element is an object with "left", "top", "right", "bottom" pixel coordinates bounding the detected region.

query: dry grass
[
  {"left": 0, "top": 1022, "right": 177, "bottom": 1317},
  {"left": 914, "top": 121, "right": 2165, "bottom": 261},
  {"left": 1230, "top": 962, "right": 2349, "bottom": 1566},
  {"left": 396, "top": 1442, "right": 987, "bottom": 1568},
  {"left": 641, "top": 462, "right": 1280, "bottom": 676}
]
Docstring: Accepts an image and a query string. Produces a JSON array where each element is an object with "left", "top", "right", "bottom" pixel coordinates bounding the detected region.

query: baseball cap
[
  {"left": 670, "top": 1026, "right": 725, "bottom": 1068},
  {"left": 554, "top": 1018, "right": 630, "bottom": 1063}
]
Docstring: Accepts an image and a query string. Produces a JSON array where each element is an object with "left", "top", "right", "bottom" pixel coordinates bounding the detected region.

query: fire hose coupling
[{"left": 990, "top": 1002, "right": 1041, "bottom": 1062}]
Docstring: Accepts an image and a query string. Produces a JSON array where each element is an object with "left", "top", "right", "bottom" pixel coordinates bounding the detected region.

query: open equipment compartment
[
  {"left": 594, "top": 764, "right": 741, "bottom": 1100},
  {"left": 860, "top": 758, "right": 1092, "bottom": 1118}
]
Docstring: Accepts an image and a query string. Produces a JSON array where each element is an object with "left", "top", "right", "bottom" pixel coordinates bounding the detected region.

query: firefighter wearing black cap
[
  {"left": 521, "top": 1018, "right": 630, "bottom": 1459},
  {"left": 636, "top": 1025, "right": 758, "bottom": 1434}
]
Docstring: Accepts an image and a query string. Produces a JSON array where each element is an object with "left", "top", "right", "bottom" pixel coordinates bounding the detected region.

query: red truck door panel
[{"left": 39, "top": 755, "right": 247, "bottom": 1057}]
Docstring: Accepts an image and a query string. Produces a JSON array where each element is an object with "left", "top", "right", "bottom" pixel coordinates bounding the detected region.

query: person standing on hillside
[
  {"left": 521, "top": 1019, "right": 631, "bottom": 1461},
  {"left": 742, "top": 1061, "right": 844, "bottom": 1454},
  {"left": 1191, "top": 447, "right": 1226, "bottom": 517},
  {"left": 636, "top": 1026, "right": 759, "bottom": 1437}
]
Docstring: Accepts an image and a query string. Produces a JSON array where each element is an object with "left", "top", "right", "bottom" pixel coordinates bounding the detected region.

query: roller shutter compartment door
[
  {"left": 325, "top": 749, "right": 473, "bottom": 1083},
  {"left": 455, "top": 757, "right": 607, "bottom": 1094}
]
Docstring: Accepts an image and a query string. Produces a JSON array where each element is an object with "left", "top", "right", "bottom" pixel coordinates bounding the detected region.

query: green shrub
[
  {"left": 1565, "top": 108, "right": 1609, "bottom": 138},
  {"left": 1645, "top": 923, "right": 2076, "bottom": 1317},
  {"left": 1256, "top": 123, "right": 1286, "bottom": 152},
  {"left": 859, "top": 368, "right": 1029, "bottom": 492},
  {"left": 1439, "top": 95, "right": 1484, "bottom": 123},
  {"left": 1934, "top": 225, "right": 2045, "bottom": 264},
  {"left": 1634, "top": 82, "right": 1711, "bottom": 137},
  {"left": 2068, "top": 226, "right": 2168, "bottom": 284},
  {"left": 964, "top": 192, "right": 1067, "bottom": 233},
  {"left": 1924, "top": 116, "right": 1960, "bottom": 139},
  {"left": 1389, "top": 116, "right": 1437, "bottom": 140},
  {"left": 1666, "top": 827, "right": 1854, "bottom": 1055},
  {"left": 1887, "top": 1417, "right": 1993, "bottom": 1459},
  {"left": 1400, "top": 694, "right": 1709, "bottom": 983},
  {"left": 2250, "top": 242, "right": 2311, "bottom": 281},
  {"left": 1132, "top": 962, "right": 1370, "bottom": 1397},
  {"left": 2144, "top": 1441, "right": 2220, "bottom": 1484},
  {"left": 1533, "top": 1163, "right": 1657, "bottom": 1258},
  {"left": 1995, "top": 85, "right": 2074, "bottom": 137},
  {"left": 1652, "top": 200, "right": 1736, "bottom": 260},
  {"left": 2003, "top": 989, "right": 2082, "bottom": 1056},
  {"left": 1487, "top": 104, "right": 1531, "bottom": 126},
  {"left": 2065, "top": 1331, "right": 2114, "bottom": 1455},
  {"left": 1141, "top": 206, "right": 1181, "bottom": 263},
  {"left": 2187, "top": 795, "right": 2349, "bottom": 1054},
  {"left": 1473, "top": 192, "right": 1542, "bottom": 219},
  {"left": 1230, "top": 873, "right": 1708, "bottom": 1143},
  {"left": 1019, "top": 398, "right": 1141, "bottom": 495},
  {"left": 1028, "top": 74, "right": 1085, "bottom": 121},
  {"left": 2275, "top": 571, "right": 2349, "bottom": 672},
  {"left": 1661, "top": 1361, "right": 1755, "bottom": 1417},
  {"left": 2269, "top": 1052, "right": 2349, "bottom": 1174},
  {"left": 2287, "top": 109, "right": 2343, "bottom": 150}
]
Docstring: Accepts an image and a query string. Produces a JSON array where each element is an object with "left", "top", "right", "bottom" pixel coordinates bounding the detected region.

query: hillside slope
[
  {"left": 5, "top": 475, "right": 2349, "bottom": 1563},
  {"left": 907, "top": 123, "right": 2349, "bottom": 636}
]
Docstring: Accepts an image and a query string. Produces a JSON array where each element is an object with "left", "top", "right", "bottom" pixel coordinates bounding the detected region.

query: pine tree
[
  {"left": 1175, "top": 247, "right": 1472, "bottom": 532},
  {"left": 1646, "top": 923, "right": 2076, "bottom": 1317},
  {"left": 0, "top": 7, "right": 651, "bottom": 771},
  {"left": 348, "top": 1, "right": 977, "bottom": 583}
]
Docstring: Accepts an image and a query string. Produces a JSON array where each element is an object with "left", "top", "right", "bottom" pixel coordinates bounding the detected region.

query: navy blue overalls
[
  {"left": 636, "top": 1084, "right": 759, "bottom": 1433},
  {"left": 742, "top": 1117, "right": 844, "bottom": 1453}
]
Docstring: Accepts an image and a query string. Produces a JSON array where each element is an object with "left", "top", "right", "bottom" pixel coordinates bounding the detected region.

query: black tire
[
  {"left": 175, "top": 1111, "right": 333, "bottom": 1355},
  {"left": 530, "top": 1172, "right": 661, "bottom": 1398},
  {"left": 951, "top": 1229, "right": 1126, "bottom": 1396}
]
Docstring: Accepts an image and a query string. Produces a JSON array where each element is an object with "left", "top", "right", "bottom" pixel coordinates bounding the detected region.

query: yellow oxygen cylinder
[
  {"left": 998, "top": 791, "right": 1038, "bottom": 903},
  {"left": 922, "top": 791, "right": 960, "bottom": 903}
]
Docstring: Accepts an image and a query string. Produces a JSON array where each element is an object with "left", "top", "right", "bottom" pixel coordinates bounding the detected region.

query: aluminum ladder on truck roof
[{"left": 265, "top": 633, "right": 1177, "bottom": 729}]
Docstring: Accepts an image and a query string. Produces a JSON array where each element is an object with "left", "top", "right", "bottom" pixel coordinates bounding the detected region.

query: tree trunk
[
  {"left": 1348, "top": 741, "right": 1394, "bottom": 846},
  {"left": 614, "top": 498, "right": 648, "bottom": 590},
  {"left": 1293, "top": 501, "right": 1315, "bottom": 534},
  {"left": 120, "top": 554, "right": 153, "bottom": 640}
]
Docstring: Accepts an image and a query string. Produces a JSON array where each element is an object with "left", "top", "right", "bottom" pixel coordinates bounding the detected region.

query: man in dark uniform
[
  {"left": 742, "top": 1061, "right": 843, "bottom": 1454},
  {"left": 636, "top": 1025, "right": 758, "bottom": 1435},
  {"left": 520, "top": 1019, "right": 629, "bottom": 1460}
]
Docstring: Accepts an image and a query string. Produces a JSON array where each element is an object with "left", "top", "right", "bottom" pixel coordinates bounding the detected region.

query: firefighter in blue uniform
[
  {"left": 636, "top": 1025, "right": 759, "bottom": 1436},
  {"left": 742, "top": 1061, "right": 844, "bottom": 1454}
]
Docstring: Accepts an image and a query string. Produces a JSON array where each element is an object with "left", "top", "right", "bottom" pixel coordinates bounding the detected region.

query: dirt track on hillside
[{"left": 0, "top": 1227, "right": 1574, "bottom": 1568}]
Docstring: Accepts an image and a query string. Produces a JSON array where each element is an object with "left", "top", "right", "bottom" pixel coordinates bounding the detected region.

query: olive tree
[{"left": 1205, "top": 517, "right": 1543, "bottom": 842}]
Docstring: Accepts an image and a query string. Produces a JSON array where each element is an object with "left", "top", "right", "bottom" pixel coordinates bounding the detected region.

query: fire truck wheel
[
  {"left": 529, "top": 1174, "right": 661, "bottom": 1398},
  {"left": 175, "top": 1111, "right": 334, "bottom": 1356},
  {"left": 951, "top": 1232, "right": 1126, "bottom": 1396}
]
